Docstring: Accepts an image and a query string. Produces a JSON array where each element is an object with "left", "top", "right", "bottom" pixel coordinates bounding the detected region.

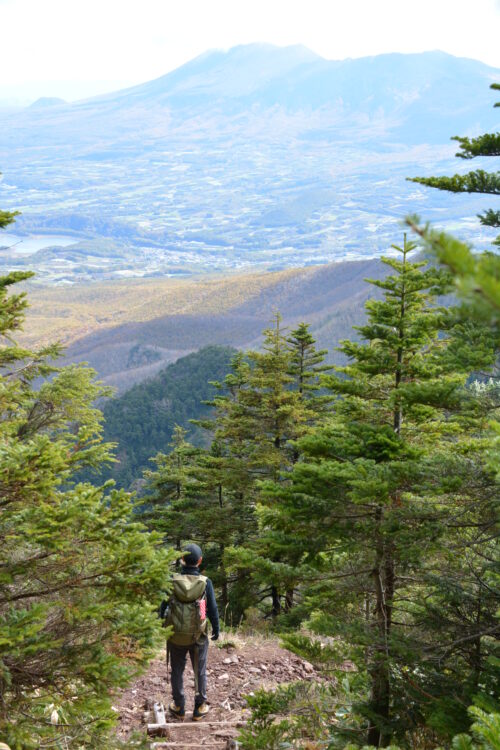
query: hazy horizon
[
  {"left": 4, "top": 44, "right": 500, "bottom": 108},
  {"left": 1, "top": 0, "right": 499, "bottom": 104}
]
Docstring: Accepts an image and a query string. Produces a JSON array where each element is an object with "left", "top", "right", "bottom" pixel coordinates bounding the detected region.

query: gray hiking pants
[{"left": 168, "top": 634, "right": 209, "bottom": 708}]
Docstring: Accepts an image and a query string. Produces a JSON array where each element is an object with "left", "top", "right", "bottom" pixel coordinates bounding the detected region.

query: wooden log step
[
  {"left": 148, "top": 720, "right": 244, "bottom": 731},
  {"left": 151, "top": 740, "right": 239, "bottom": 750},
  {"left": 150, "top": 743, "right": 227, "bottom": 748},
  {"left": 154, "top": 701, "right": 167, "bottom": 725}
]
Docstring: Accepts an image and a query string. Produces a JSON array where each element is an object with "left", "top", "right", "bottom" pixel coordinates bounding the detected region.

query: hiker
[{"left": 163, "top": 543, "right": 219, "bottom": 721}]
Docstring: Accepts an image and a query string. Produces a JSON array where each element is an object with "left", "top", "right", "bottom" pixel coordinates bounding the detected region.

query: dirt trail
[{"left": 115, "top": 635, "right": 323, "bottom": 749}]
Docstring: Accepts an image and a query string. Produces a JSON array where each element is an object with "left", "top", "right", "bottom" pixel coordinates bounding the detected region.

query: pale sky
[{"left": 1, "top": 0, "right": 499, "bottom": 103}]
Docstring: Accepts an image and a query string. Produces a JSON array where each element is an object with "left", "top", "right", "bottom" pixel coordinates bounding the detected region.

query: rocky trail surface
[{"left": 115, "top": 635, "right": 323, "bottom": 749}]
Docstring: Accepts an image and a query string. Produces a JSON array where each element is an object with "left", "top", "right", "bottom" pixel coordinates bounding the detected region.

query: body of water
[{"left": 0, "top": 233, "right": 78, "bottom": 255}]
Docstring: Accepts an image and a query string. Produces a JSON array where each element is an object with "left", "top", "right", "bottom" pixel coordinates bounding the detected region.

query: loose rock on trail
[{"left": 114, "top": 635, "right": 323, "bottom": 749}]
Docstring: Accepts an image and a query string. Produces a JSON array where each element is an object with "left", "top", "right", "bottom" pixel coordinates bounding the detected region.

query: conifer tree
[
  {"left": 245, "top": 314, "right": 312, "bottom": 478},
  {"left": 0, "top": 209, "right": 175, "bottom": 748},
  {"left": 187, "top": 439, "right": 259, "bottom": 615},
  {"left": 143, "top": 354, "right": 259, "bottom": 621},
  {"left": 144, "top": 319, "right": 331, "bottom": 621},
  {"left": 407, "top": 82, "right": 500, "bottom": 478},
  {"left": 286, "top": 322, "right": 333, "bottom": 419},
  {"left": 403, "top": 86, "right": 500, "bottom": 741},
  {"left": 409, "top": 83, "right": 500, "bottom": 247},
  {"left": 260, "top": 237, "right": 497, "bottom": 746},
  {"left": 185, "top": 324, "right": 301, "bottom": 619},
  {"left": 222, "top": 317, "right": 330, "bottom": 616},
  {"left": 143, "top": 424, "right": 204, "bottom": 545},
  {"left": 407, "top": 82, "right": 500, "bottom": 333}
]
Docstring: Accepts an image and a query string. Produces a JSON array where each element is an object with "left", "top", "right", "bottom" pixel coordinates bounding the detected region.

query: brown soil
[{"left": 114, "top": 635, "right": 324, "bottom": 749}]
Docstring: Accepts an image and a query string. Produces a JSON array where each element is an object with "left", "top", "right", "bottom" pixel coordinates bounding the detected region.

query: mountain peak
[
  {"left": 217, "top": 42, "right": 322, "bottom": 63},
  {"left": 29, "top": 96, "right": 66, "bottom": 109},
  {"left": 188, "top": 42, "right": 321, "bottom": 64},
  {"left": 110, "top": 42, "right": 323, "bottom": 104}
]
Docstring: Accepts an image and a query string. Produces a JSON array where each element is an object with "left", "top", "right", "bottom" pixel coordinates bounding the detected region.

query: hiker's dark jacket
[{"left": 182, "top": 564, "right": 219, "bottom": 637}]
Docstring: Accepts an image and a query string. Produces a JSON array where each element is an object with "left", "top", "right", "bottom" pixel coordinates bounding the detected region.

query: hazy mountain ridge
[
  {"left": 21, "top": 266, "right": 306, "bottom": 348},
  {"left": 0, "top": 45, "right": 498, "bottom": 283},
  {"left": 22, "top": 45, "right": 498, "bottom": 129},
  {"left": 22, "top": 257, "right": 389, "bottom": 392}
]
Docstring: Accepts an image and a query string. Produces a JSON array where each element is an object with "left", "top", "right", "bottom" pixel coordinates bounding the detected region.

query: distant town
[{"left": 0, "top": 46, "right": 498, "bottom": 284}]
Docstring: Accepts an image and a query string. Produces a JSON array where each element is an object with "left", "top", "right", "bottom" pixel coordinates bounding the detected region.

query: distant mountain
[
  {"left": 84, "top": 45, "right": 498, "bottom": 141},
  {"left": 1, "top": 45, "right": 498, "bottom": 280},
  {"left": 13, "top": 45, "right": 500, "bottom": 140},
  {"left": 29, "top": 97, "right": 66, "bottom": 109},
  {"left": 105, "top": 44, "right": 322, "bottom": 105}
]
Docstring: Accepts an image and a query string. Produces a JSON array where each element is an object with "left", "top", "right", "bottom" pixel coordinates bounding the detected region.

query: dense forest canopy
[{"left": 89, "top": 345, "right": 236, "bottom": 489}]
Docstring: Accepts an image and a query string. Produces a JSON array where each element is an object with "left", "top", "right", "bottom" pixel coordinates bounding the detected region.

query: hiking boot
[
  {"left": 192, "top": 702, "right": 210, "bottom": 721},
  {"left": 168, "top": 701, "right": 185, "bottom": 720}
]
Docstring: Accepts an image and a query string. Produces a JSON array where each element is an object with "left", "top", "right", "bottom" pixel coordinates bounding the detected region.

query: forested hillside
[
  {"left": 20, "top": 266, "right": 305, "bottom": 348},
  {"left": 22, "top": 256, "right": 390, "bottom": 392},
  {"left": 94, "top": 345, "right": 235, "bottom": 488}
]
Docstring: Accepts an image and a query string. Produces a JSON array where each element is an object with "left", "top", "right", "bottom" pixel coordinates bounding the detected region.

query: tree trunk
[
  {"left": 219, "top": 544, "right": 228, "bottom": 618},
  {"left": 367, "top": 657, "right": 391, "bottom": 747},
  {"left": 368, "top": 518, "right": 393, "bottom": 747},
  {"left": 472, "top": 584, "right": 482, "bottom": 690},
  {"left": 271, "top": 585, "right": 281, "bottom": 618},
  {"left": 284, "top": 587, "right": 294, "bottom": 612}
]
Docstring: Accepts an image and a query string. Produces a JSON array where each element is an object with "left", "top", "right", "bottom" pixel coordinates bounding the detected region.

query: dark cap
[{"left": 181, "top": 543, "right": 203, "bottom": 567}]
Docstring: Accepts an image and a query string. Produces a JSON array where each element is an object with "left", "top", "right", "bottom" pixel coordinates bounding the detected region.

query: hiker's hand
[{"left": 211, "top": 633, "right": 219, "bottom": 641}]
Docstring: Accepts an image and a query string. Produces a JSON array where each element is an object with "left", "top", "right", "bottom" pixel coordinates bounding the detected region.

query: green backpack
[{"left": 165, "top": 574, "right": 208, "bottom": 646}]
